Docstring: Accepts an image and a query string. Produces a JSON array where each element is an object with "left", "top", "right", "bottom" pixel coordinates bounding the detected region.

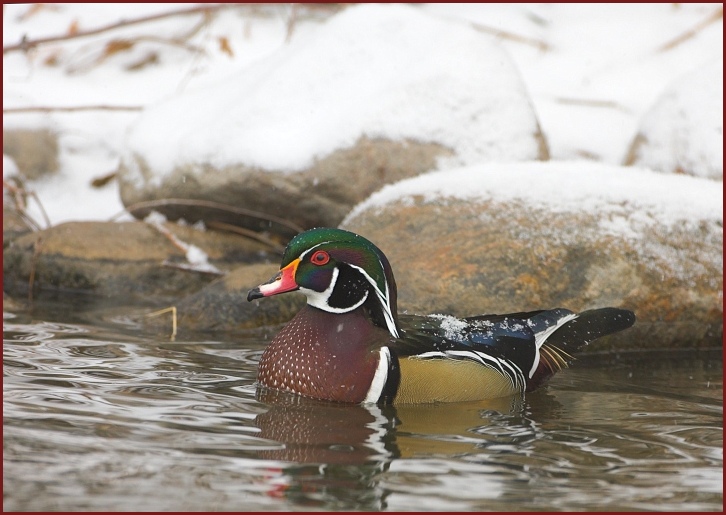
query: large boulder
[
  {"left": 624, "top": 59, "right": 723, "bottom": 180},
  {"left": 342, "top": 161, "right": 723, "bottom": 351},
  {"left": 118, "top": 4, "right": 547, "bottom": 235}
]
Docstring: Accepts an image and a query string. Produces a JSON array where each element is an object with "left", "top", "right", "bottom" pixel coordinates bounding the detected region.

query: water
[{"left": 3, "top": 301, "right": 723, "bottom": 511}]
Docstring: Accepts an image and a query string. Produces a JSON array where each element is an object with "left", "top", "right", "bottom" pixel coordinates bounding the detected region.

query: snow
[
  {"left": 343, "top": 161, "right": 724, "bottom": 234},
  {"left": 143, "top": 210, "right": 221, "bottom": 274},
  {"left": 3, "top": 154, "right": 19, "bottom": 179},
  {"left": 428, "top": 313, "right": 470, "bottom": 341},
  {"left": 3, "top": 3, "right": 723, "bottom": 226},
  {"left": 123, "top": 3, "right": 540, "bottom": 181},
  {"left": 630, "top": 59, "right": 723, "bottom": 179}
]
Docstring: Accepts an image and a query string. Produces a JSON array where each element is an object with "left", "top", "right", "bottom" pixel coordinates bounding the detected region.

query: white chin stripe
[
  {"left": 363, "top": 347, "right": 391, "bottom": 404},
  {"left": 303, "top": 287, "right": 369, "bottom": 313},
  {"left": 301, "top": 265, "right": 369, "bottom": 313}
]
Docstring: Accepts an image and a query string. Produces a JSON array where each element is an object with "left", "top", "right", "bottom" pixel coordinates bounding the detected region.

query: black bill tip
[{"left": 247, "top": 287, "right": 263, "bottom": 302}]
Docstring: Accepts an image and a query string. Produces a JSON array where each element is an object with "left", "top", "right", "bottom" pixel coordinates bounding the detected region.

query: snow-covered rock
[
  {"left": 118, "top": 4, "right": 547, "bottom": 233},
  {"left": 625, "top": 59, "right": 723, "bottom": 180},
  {"left": 342, "top": 161, "right": 723, "bottom": 350}
]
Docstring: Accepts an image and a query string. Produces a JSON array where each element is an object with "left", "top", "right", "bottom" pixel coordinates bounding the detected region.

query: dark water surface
[{"left": 3, "top": 301, "right": 723, "bottom": 511}]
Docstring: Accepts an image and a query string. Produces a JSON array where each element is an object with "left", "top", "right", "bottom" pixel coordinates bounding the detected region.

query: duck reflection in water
[
  {"left": 252, "top": 388, "right": 564, "bottom": 509},
  {"left": 253, "top": 387, "right": 568, "bottom": 463}
]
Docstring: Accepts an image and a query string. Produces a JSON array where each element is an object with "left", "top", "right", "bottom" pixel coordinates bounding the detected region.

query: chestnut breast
[{"left": 257, "top": 305, "right": 390, "bottom": 403}]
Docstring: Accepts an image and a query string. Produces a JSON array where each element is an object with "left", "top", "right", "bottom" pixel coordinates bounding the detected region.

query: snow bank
[
  {"left": 628, "top": 59, "right": 723, "bottom": 180},
  {"left": 125, "top": 3, "right": 541, "bottom": 179},
  {"left": 344, "top": 161, "right": 723, "bottom": 234}
]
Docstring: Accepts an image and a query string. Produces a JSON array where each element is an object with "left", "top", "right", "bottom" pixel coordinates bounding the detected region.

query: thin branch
[
  {"left": 4, "top": 105, "right": 143, "bottom": 114},
  {"left": 205, "top": 220, "right": 285, "bottom": 254},
  {"left": 3, "top": 178, "right": 50, "bottom": 230},
  {"left": 657, "top": 6, "right": 723, "bottom": 53},
  {"left": 145, "top": 217, "right": 225, "bottom": 276},
  {"left": 27, "top": 190, "right": 51, "bottom": 229},
  {"left": 470, "top": 21, "right": 551, "bottom": 51},
  {"left": 147, "top": 219, "right": 190, "bottom": 256},
  {"left": 114, "top": 198, "right": 305, "bottom": 234},
  {"left": 3, "top": 3, "right": 246, "bottom": 54},
  {"left": 285, "top": 4, "right": 299, "bottom": 43}
]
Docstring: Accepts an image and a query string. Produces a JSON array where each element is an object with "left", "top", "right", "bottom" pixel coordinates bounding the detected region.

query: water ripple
[{"left": 3, "top": 308, "right": 723, "bottom": 512}]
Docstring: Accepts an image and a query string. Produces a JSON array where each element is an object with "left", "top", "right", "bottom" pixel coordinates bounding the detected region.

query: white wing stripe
[
  {"left": 529, "top": 313, "right": 578, "bottom": 378},
  {"left": 413, "top": 349, "right": 525, "bottom": 391}
]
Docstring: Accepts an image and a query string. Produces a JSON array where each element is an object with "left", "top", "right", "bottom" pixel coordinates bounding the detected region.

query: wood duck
[{"left": 247, "top": 227, "right": 635, "bottom": 405}]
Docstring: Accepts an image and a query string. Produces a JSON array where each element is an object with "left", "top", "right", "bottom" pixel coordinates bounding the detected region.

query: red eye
[{"left": 311, "top": 250, "right": 330, "bottom": 266}]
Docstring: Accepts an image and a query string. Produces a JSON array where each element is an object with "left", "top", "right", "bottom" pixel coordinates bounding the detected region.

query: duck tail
[{"left": 527, "top": 307, "right": 635, "bottom": 392}]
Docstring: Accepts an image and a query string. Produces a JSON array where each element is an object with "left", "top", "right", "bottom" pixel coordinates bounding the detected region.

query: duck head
[{"left": 247, "top": 227, "right": 401, "bottom": 338}]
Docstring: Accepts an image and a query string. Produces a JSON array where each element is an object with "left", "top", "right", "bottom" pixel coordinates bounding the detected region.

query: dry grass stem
[
  {"left": 3, "top": 178, "right": 51, "bottom": 230},
  {"left": 145, "top": 306, "right": 178, "bottom": 341}
]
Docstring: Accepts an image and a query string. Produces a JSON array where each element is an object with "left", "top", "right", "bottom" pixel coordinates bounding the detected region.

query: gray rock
[
  {"left": 172, "top": 263, "right": 306, "bottom": 333},
  {"left": 342, "top": 162, "right": 723, "bottom": 351},
  {"left": 119, "top": 137, "right": 453, "bottom": 235}
]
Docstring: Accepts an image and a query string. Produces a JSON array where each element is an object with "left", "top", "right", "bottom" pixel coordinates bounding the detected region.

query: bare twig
[
  {"left": 470, "top": 21, "right": 551, "bottom": 51},
  {"left": 3, "top": 178, "right": 50, "bottom": 230},
  {"left": 145, "top": 215, "right": 225, "bottom": 276},
  {"left": 657, "top": 6, "right": 723, "bottom": 53},
  {"left": 114, "top": 198, "right": 305, "bottom": 234},
  {"left": 148, "top": 220, "right": 190, "bottom": 255},
  {"left": 206, "top": 219, "right": 285, "bottom": 254},
  {"left": 3, "top": 3, "right": 245, "bottom": 54},
  {"left": 3, "top": 178, "right": 30, "bottom": 219},
  {"left": 285, "top": 4, "right": 299, "bottom": 43},
  {"left": 4, "top": 105, "right": 143, "bottom": 114}
]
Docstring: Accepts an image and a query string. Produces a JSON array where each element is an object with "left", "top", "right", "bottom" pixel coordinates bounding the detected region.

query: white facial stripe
[{"left": 348, "top": 263, "right": 399, "bottom": 339}]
